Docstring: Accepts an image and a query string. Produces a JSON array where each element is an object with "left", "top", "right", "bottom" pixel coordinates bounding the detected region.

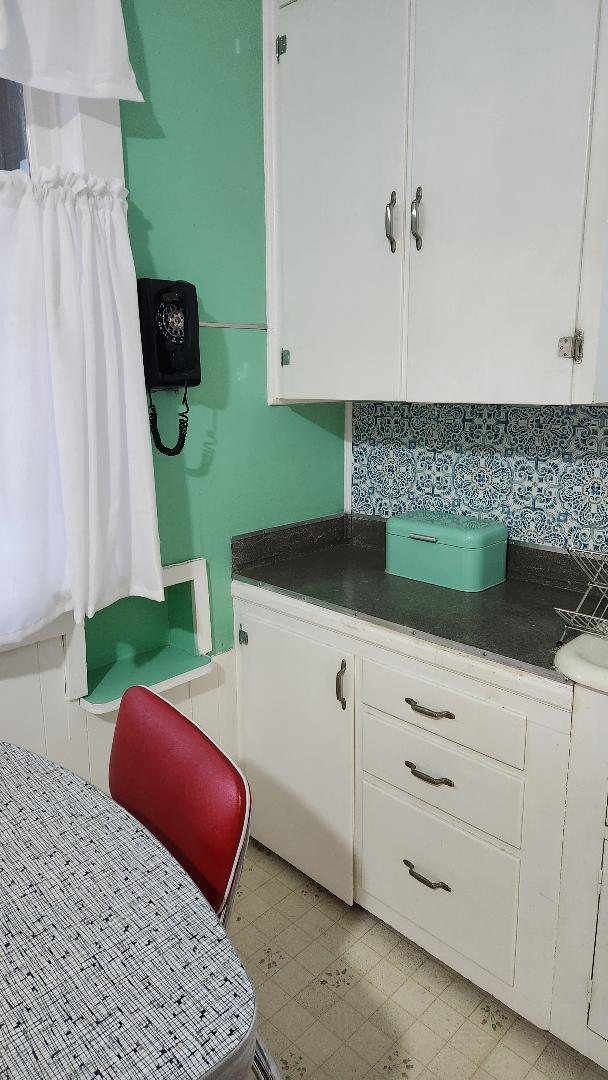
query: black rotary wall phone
[{"left": 137, "top": 279, "right": 201, "bottom": 456}]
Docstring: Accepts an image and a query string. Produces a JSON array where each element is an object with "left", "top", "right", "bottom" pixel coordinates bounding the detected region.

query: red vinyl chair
[{"left": 109, "top": 685, "right": 282, "bottom": 1080}]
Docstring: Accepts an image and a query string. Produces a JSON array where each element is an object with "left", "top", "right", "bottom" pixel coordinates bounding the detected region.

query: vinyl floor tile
[{"left": 238, "top": 841, "right": 606, "bottom": 1080}]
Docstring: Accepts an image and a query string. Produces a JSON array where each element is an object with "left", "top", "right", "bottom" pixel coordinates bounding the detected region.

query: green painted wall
[{"left": 118, "top": 0, "right": 344, "bottom": 654}]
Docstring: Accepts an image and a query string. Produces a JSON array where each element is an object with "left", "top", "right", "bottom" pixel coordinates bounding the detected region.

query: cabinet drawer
[
  {"left": 362, "top": 712, "right": 523, "bottom": 847},
  {"left": 363, "top": 658, "right": 526, "bottom": 768},
  {"left": 361, "top": 780, "right": 520, "bottom": 983}
]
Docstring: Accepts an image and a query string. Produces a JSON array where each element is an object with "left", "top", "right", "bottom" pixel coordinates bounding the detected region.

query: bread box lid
[{"left": 386, "top": 511, "right": 508, "bottom": 550}]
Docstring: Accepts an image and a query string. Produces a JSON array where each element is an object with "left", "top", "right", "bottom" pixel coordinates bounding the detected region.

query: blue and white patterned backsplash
[{"left": 352, "top": 403, "right": 608, "bottom": 552}]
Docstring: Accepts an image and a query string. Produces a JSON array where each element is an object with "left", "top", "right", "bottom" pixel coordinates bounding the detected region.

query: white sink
[{"left": 554, "top": 633, "right": 608, "bottom": 693}]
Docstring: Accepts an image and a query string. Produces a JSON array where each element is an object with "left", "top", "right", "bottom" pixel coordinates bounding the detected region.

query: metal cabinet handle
[
  {"left": 404, "top": 761, "right": 454, "bottom": 788},
  {"left": 411, "top": 185, "right": 423, "bottom": 250},
  {"left": 336, "top": 659, "right": 347, "bottom": 711},
  {"left": 405, "top": 697, "right": 455, "bottom": 720},
  {"left": 385, "top": 190, "right": 397, "bottom": 253},
  {"left": 403, "top": 859, "right": 451, "bottom": 892}
]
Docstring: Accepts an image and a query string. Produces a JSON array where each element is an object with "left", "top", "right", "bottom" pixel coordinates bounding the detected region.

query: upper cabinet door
[
  {"left": 275, "top": 0, "right": 409, "bottom": 401},
  {"left": 405, "top": 1, "right": 600, "bottom": 405}
]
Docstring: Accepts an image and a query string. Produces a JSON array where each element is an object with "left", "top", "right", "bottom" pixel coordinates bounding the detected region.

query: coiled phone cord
[{"left": 148, "top": 385, "right": 189, "bottom": 457}]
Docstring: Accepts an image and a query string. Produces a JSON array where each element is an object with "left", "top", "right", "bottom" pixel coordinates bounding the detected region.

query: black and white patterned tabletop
[{"left": 0, "top": 743, "right": 256, "bottom": 1079}]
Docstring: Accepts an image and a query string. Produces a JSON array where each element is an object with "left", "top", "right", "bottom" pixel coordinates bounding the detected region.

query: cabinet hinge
[
  {"left": 276, "top": 34, "right": 287, "bottom": 62},
  {"left": 558, "top": 328, "right": 584, "bottom": 364},
  {"left": 281, "top": 348, "right": 291, "bottom": 367},
  {"left": 588, "top": 976, "right": 594, "bottom": 1006},
  {"left": 599, "top": 868, "right": 604, "bottom": 897},
  {"left": 238, "top": 625, "right": 249, "bottom": 646}
]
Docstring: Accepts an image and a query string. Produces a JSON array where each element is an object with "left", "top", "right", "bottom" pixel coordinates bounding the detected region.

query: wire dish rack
[{"left": 556, "top": 550, "right": 608, "bottom": 643}]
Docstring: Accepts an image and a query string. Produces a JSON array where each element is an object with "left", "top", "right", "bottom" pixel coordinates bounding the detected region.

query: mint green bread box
[{"left": 386, "top": 512, "right": 508, "bottom": 592}]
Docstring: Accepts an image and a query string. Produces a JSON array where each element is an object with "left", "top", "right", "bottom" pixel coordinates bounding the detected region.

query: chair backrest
[{"left": 109, "top": 685, "right": 250, "bottom": 916}]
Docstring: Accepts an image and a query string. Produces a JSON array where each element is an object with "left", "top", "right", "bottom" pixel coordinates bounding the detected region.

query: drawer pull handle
[
  {"left": 404, "top": 760, "right": 455, "bottom": 788},
  {"left": 405, "top": 697, "right": 455, "bottom": 720},
  {"left": 336, "top": 659, "right": 347, "bottom": 710},
  {"left": 411, "top": 185, "right": 423, "bottom": 251},
  {"left": 385, "top": 189, "right": 397, "bottom": 253},
  {"left": 403, "top": 859, "right": 451, "bottom": 893}
]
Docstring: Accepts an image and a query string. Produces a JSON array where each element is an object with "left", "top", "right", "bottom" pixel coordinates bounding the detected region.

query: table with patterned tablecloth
[{"left": 0, "top": 742, "right": 256, "bottom": 1079}]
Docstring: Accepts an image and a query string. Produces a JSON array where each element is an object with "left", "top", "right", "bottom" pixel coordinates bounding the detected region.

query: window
[
  {"left": 0, "top": 77, "right": 28, "bottom": 171},
  {"left": 1, "top": 79, "right": 125, "bottom": 182}
]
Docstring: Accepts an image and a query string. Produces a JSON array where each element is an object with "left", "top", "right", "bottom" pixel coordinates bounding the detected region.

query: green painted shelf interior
[
  {"left": 84, "top": 649, "right": 212, "bottom": 707},
  {"left": 84, "top": 582, "right": 210, "bottom": 706}
]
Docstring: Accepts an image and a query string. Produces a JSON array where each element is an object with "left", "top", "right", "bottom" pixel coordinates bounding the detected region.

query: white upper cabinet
[
  {"left": 406, "top": 0, "right": 599, "bottom": 405},
  {"left": 266, "top": 0, "right": 608, "bottom": 405},
  {"left": 271, "top": 0, "right": 409, "bottom": 401}
]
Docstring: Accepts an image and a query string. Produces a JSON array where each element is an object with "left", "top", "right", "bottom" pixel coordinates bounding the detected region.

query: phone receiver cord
[{"left": 148, "top": 386, "right": 189, "bottom": 457}]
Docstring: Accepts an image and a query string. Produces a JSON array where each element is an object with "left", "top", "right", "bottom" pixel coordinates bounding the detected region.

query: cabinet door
[
  {"left": 589, "top": 841, "right": 608, "bottom": 1040},
  {"left": 406, "top": 0, "right": 600, "bottom": 405},
  {"left": 236, "top": 610, "right": 354, "bottom": 902},
  {"left": 275, "top": 0, "right": 408, "bottom": 401}
]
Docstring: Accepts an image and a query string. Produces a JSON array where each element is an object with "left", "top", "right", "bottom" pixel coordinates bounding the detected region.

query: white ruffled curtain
[
  {"left": 0, "top": 0, "right": 142, "bottom": 100},
  {"left": 0, "top": 168, "right": 163, "bottom": 649}
]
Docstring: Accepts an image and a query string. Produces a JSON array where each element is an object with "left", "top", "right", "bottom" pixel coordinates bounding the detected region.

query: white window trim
[
  {"left": 10, "top": 612, "right": 75, "bottom": 652},
  {"left": 23, "top": 87, "right": 124, "bottom": 180}
]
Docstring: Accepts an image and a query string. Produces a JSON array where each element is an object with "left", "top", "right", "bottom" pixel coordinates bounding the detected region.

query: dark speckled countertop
[{"left": 235, "top": 541, "right": 576, "bottom": 680}]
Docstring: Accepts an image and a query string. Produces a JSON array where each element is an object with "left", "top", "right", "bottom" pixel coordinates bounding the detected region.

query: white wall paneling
[
  {"left": 0, "top": 641, "right": 238, "bottom": 793},
  {"left": 0, "top": 637, "right": 89, "bottom": 777}
]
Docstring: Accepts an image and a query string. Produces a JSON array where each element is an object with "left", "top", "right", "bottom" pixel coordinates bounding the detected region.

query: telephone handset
[{"left": 137, "top": 278, "right": 201, "bottom": 457}]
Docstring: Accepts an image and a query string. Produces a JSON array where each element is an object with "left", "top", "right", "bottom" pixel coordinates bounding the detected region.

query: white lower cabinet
[
  {"left": 233, "top": 581, "right": 572, "bottom": 1030},
  {"left": 552, "top": 684, "right": 608, "bottom": 1069},
  {"left": 361, "top": 779, "right": 520, "bottom": 984},
  {"left": 588, "top": 841, "right": 608, "bottom": 1042},
  {"left": 234, "top": 602, "right": 355, "bottom": 903},
  {"left": 357, "top": 652, "right": 571, "bottom": 1028},
  {"left": 362, "top": 656, "right": 528, "bottom": 768},
  {"left": 362, "top": 710, "right": 524, "bottom": 851}
]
